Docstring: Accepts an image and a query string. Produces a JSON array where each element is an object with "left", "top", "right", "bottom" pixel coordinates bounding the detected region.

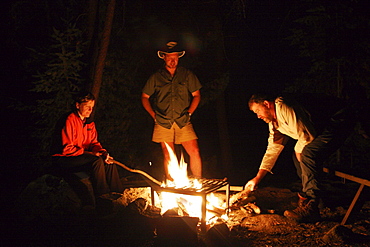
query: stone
[{"left": 15, "top": 174, "right": 81, "bottom": 222}]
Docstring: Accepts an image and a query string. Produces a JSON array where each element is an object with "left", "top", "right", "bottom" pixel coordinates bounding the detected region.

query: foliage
[
  {"left": 285, "top": 0, "right": 370, "bottom": 168},
  {"left": 93, "top": 49, "right": 144, "bottom": 168},
  {"left": 286, "top": 1, "right": 370, "bottom": 98},
  {"left": 88, "top": 12, "right": 160, "bottom": 168},
  {"left": 200, "top": 73, "right": 230, "bottom": 105},
  {"left": 30, "top": 21, "right": 87, "bottom": 163},
  {"left": 12, "top": 0, "right": 233, "bottom": 176},
  {"left": 91, "top": 5, "right": 231, "bottom": 169}
]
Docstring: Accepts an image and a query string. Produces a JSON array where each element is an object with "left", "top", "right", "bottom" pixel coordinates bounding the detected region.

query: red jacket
[{"left": 52, "top": 112, "right": 105, "bottom": 157}]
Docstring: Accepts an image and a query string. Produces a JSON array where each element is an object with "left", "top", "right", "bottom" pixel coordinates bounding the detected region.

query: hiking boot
[
  {"left": 297, "top": 192, "right": 307, "bottom": 207},
  {"left": 284, "top": 199, "right": 321, "bottom": 223}
]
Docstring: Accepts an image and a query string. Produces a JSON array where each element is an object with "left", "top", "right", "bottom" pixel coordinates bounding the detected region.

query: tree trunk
[
  {"left": 90, "top": 0, "right": 116, "bottom": 102},
  {"left": 86, "top": 0, "right": 98, "bottom": 44},
  {"left": 83, "top": 0, "right": 99, "bottom": 89}
]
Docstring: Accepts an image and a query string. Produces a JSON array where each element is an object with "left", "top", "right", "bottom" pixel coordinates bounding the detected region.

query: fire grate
[
  {"left": 149, "top": 178, "right": 230, "bottom": 234},
  {"left": 111, "top": 160, "right": 231, "bottom": 233}
]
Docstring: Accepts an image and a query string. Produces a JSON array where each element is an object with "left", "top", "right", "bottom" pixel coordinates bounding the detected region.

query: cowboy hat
[{"left": 157, "top": 41, "right": 185, "bottom": 59}]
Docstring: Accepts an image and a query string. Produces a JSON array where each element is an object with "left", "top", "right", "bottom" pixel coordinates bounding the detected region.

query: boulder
[{"left": 15, "top": 174, "right": 81, "bottom": 222}]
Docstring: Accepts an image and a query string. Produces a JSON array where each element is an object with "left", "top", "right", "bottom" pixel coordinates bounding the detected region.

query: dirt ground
[
  {"left": 224, "top": 185, "right": 370, "bottom": 247},
  {"left": 5, "top": 175, "right": 370, "bottom": 247}
]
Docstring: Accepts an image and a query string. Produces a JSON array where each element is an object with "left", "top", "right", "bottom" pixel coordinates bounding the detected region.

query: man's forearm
[
  {"left": 188, "top": 92, "right": 201, "bottom": 114},
  {"left": 255, "top": 169, "right": 269, "bottom": 182},
  {"left": 141, "top": 94, "right": 155, "bottom": 119}
]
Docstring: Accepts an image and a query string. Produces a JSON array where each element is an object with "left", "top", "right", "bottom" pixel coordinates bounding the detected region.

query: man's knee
[
  {"left": 91, "top": 156, "right": 105, "bottom": 168},
  {"left": 186, "top": 145, "right": 200, "bottom": 157}
]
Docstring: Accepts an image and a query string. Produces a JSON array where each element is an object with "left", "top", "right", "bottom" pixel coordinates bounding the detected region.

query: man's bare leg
[
  {"left": 182, "top": 139, "right": 202, "bottom": 178},
  {"left": 160, "top": 142, "right": 175, "bottom": 180}
]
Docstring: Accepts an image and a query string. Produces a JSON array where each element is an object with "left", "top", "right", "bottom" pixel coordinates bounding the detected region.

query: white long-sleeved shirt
[{"left": 259, "top": 97, "right": 316, "bottom": 173}]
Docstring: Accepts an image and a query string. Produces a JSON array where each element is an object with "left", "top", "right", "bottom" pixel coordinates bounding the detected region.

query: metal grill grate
[
  {"left": 150, "top": 178, "right": 230, "bottom": 233},
  {"left": 154, "top": 178, "right": 228, "bottom": 195}
]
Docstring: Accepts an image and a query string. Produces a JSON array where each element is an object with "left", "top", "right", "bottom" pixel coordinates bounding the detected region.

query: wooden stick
[{"left": 112, "top": 160, "right": 162, "bottom": 186}]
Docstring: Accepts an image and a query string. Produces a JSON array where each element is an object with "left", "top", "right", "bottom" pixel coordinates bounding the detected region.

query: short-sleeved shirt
[{"left": 142, "top": 66, "right": 202, "bottom": 129}]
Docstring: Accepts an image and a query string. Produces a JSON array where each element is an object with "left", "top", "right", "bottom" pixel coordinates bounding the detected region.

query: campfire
[
  {"left": 113, "top": 142, "right": 232, "bottom": 234},
  {"left": 152, "top": 143, "right": 230, "bottom": 233}
]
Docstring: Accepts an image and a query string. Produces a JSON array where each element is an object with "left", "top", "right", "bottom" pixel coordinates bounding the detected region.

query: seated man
[{"left": 51, "top": 91, "right": 123, "bottom": 198}]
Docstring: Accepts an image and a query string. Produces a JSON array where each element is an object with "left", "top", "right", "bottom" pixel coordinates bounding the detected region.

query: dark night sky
[
  {"left": 0, "top": 1, "right": 306, "bottom": 186},
  {"left": 1, "top": 0, "right": 345, "bottom": 192},
  {"left": 1, "top": 5, "right": 370, "bottom": 243},
  {"left": 121, "top": 0, "right": 306, "bottom": 183}
]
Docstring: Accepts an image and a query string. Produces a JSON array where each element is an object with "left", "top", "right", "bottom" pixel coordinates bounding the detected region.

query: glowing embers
[
  {"left": 160, "top": 192, "right": 203, "bottom": 218},
  {"left": 154, "top": 142, "right": 230, "bottom": 230}
]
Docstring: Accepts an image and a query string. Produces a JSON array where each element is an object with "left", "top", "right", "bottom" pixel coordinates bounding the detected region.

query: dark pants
[
  {"left": 293, "top": 106, "right": 356, "bottom": 200},
  {"left": 52, "top": 153, "right": 123, "bottom": 196}
]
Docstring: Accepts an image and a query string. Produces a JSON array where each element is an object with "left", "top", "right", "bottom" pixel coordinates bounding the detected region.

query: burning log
[
  {"left": 247, "top": 202, "right": 261, "bottom": 214},
  {"left": 241, "top": 202, "right": 261, "bottom": 214},
  {"left": 177, "top": 200, "right": 190, "bottom": 216},
  {"left": 208, "top": 207, "right": 227, "bottom": 218},
  {"left": 230, "top": 194, "right": 257, "bottom": 209},
  {"left": 230, "top": 188, "right": 255, "bottom": 204}
]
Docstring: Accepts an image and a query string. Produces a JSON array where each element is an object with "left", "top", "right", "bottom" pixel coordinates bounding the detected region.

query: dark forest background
[{"left": 1, "top": 0, "right": 370, "bottom": 206}]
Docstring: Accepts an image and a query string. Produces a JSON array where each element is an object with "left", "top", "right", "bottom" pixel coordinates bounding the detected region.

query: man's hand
[
  {"left": 91, "top": 151, "right": 114, "bottom": 164},
  {"left": 101, "top": 151, "right": 113, "bottom": 164},
  {"left": 244, "top": 169, "right": 268, "bottom": 193},
  {"left": 233, "top": 178, "right": 257, "bottom": 203},
  {"left": 244, "top": 179, "right": 257, "bottom": 192},
  {"left": 105, "top": 154, "right": 114, "bottom": 164},
  {"left": 240, "top": 179, "right": 257, "bottom": 197}
]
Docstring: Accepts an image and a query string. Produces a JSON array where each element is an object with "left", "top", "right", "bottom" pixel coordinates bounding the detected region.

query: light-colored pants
[{"left": 152, "top": 122, "right": 198, "bottom": 144}]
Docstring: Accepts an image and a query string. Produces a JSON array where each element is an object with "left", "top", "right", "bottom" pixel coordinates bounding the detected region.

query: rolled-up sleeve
[{"left": 259, "top": 123, "right": 289, "bottom": 173}]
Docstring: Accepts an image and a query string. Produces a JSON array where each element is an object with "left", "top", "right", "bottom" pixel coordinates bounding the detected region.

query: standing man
[
  {"left": 52, "top": 91, "right": 124, "bottom": 198},
  {"left": 243, "top": 94, "right": 356, "bottom": 222},
  {"left": 141, "top": 41, "right": 202, "bottom": 180}
]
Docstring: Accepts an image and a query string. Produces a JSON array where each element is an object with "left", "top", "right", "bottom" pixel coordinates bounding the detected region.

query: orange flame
[{"left": 158, "top": 142, "right": 228, "bottom": 223}]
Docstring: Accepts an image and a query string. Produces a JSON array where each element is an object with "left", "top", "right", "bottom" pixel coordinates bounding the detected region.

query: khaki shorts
[{"left": 152, "top": 122, "right": 198, "bottom": 144}]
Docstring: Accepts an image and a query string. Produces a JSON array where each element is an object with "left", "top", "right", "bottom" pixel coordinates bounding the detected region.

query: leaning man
[{"left": 243, "top": 93, "right": 356, "bottom": 223}]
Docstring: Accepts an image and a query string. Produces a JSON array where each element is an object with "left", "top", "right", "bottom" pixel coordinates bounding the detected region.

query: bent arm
[
  {"left": 188, "top": 90, "right": 201, "bottom": 115},
  {"left": 245, "top": 169, "right": 269, "bottom": 190},
  {"left": 141, "top": 93, "right": 155, "bottom": 120},
  {"left": 259, "top": 126, "right": 288, "bottom": 172}
]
